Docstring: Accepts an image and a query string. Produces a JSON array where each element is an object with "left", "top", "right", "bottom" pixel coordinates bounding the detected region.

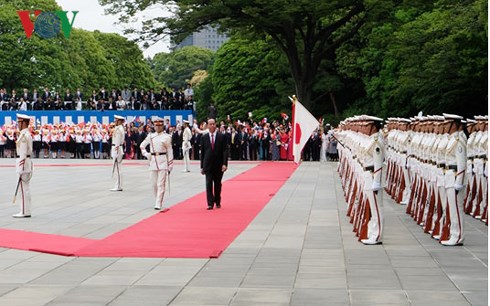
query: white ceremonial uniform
[
  {"left": 442, "top": 129, "right": 467, "bottom": 245},
  {"left": 182, "top": 125, "right": 192, "bottom": 172},
  {"left": 361, "top": 130, "right": 385, "bottom": 245},
  {"left": 111, "top": 125, "right": 125, "bottom": 191},
  {"left": 14, "top": 128, "right": 33, "bottom": 217},
  {"left": 140, "top": 131, "right": 174, "bottom": 209}
]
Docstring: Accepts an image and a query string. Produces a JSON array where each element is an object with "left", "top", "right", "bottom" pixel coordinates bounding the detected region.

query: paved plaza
[{"left": 0, "top": 159, "right": 487, "bottom": 305}]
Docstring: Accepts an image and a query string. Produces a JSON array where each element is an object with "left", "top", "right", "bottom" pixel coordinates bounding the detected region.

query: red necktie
[{"left": 211, "top": 133, "right": 215, "bottom": 150}]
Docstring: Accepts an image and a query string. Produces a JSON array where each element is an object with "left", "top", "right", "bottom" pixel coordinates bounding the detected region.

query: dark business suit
[{"left": 200, "top": 131, "right": 228, "bottom": 208}]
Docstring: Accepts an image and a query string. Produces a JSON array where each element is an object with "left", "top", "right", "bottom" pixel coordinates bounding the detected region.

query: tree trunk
[
  {"left": 329, "top": 91, "right": 339, "bottom": 117},
  {"left": 294, "top": 73, "right": 314, "bottom": 110}
]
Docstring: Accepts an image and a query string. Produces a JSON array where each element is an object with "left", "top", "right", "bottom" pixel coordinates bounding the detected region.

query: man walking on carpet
[{"left": 200, "top": 118, "right": 228, "bottom": 210}]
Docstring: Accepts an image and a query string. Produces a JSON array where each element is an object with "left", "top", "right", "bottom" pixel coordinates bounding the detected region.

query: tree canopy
[
  {"left": 150, "top": 46, "right": 214, "bottom": 89},
  {"left": 0, "top": 0, "right": 156, "bottom": 95},
  {"left": 99, "top": 0, "right": 370, "bottom": 109}
]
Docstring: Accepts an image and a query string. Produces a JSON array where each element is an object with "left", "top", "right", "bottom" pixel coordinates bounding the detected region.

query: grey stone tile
[
  {"left": 170, "top": 287, "right": 237, "bottom": 305},
  {"left": 109, "top": 286, "right": 181, "bottom": 306},
  {"left": 48, "top": 285, "right": 127, "bottom": 304},
  {"left": 291, "top": 288, "right": 349, "bottom": 305},
  {"left": 405, "top": 290, "right": 470, "bottom": 305},
  {"left": 231, "top": 288, "right": 291, "bottom": 304},
  {"left": 462, "top": 290, "right": 488, "bottom": 306},
  {"left": 350, "top": 289, "right": 409, "bottom": 305}
]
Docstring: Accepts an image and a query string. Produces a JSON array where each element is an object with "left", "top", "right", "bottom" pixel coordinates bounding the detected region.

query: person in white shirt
[
  {"left": 182, "top": 120, "right": 192, "bottom": 172},
  {"left": 110, "top": 115, "right": 125, "bottom": 191},
  {"left": 140, "top": 117, "right": 174, "bottom": 210},
  {"left": 13, "top": 114, "right": 34, "bottom": 218}
]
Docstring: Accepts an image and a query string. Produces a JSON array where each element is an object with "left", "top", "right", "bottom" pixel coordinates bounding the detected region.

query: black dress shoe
[
  {"left": 216, "top": 204, "right": 221, "bottom": 209},
  {"left": 207, "top": 206, "right": 213, "bottom": 210}
]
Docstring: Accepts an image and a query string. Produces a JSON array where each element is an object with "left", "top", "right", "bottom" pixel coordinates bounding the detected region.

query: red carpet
[
  {"left": 0, "top": 162, "right": 297, "bottom": 258},
  {"left": 0, "top": 229, "right": 95, "bottom": 256}
]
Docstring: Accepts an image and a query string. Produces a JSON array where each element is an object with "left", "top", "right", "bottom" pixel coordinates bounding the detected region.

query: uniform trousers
[{"left": 150, "top": 170, "right": 168, "bottom": 209}]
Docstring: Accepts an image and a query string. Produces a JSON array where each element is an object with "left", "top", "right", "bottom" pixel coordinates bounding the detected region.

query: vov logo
[{"left": 17, "top": 11, "right": 79, "bottom": 39}]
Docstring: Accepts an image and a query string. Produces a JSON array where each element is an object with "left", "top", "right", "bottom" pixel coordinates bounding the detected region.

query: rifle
[
  {"left": 12, "top": 176, "right": 22, "bottom": 204},
  {"left": 330, "top": 133, "right": 346, "bottom": 149}
]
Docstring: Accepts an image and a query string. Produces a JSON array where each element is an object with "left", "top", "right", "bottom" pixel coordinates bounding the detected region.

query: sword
[
  {"left": 12, "top": 176, "right": 22, "bottom": 204},
  {"left": 111, "top": 158, "right": 117, "bottom": 177},
  {"left": 167, "top": 170, "right": 171, "bottom": 195}
]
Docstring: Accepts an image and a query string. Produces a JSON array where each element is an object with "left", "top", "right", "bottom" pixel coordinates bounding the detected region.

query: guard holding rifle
[
  {"left": 140, "top": 117, "right": 174, "bottom": 210},
  {"left": 13, "top": 114, "right": 33, "bottom": 218},
  {"left": 110, "top": 115, "right": 125, "bottom": 191}
]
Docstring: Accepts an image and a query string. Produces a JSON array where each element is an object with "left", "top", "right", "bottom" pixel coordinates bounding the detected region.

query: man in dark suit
[{"left": 200, "top": 118, "right": 228, "bottom": 210}]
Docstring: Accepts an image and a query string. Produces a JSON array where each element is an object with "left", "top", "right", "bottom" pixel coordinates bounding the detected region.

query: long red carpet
[{"left": 0, "top": 162, "right": 297, "bottom": 258}]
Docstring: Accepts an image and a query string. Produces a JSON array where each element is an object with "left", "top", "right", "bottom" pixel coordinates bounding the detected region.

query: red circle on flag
[{"left": 295, "top": 123, "right": 302, "bottom": 144}]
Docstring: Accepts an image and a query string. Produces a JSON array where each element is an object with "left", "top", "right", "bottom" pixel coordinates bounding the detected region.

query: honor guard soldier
[
  {"left": 140, "top": 117, "right": 174, "bottom": 210},
  {"left": 13, "top": 114, "right": 34, "bottom": 218},
  {"left": 464, "top": 118, "right": 478, "bottom": 216},
  {"left": 359, "top": 116, "right": 385, "bottom": 245},
  {"left": 110, "top": 115, "right": 125, "bottom": 191},
  {"left": 182, "top": 120, "right": 192, "bottom": 172},
  {"left": 440, "top": 113, "right": 467, "bottom": 246}
]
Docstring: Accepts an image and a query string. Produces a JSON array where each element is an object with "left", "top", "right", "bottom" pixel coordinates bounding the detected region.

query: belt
[
  {"left": 445, "top": 165, "right": 457, "bottom": 171},
  {"left": 437, "top": 163, "right": 446, "bottom": 168},
  {"left": 151, "top": 152, "right": 167, "bottom": 156},
  {"left": 16, "top": 155, "right": 31, "bottom": 158},
  {"left": 111, "top": 144, "right": 117, "bottom": 146},
  {"left": 477, "top": 155, "right": 487, "bottom": 159},
  {"left": 468, "top": 157, "right": 474, "bottom": 161},
  {"left": 363, "top": 166, "right": 374, "bottom": 172}
]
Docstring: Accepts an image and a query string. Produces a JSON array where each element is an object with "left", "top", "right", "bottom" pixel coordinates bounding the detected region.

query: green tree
[
  {"left": 150, "top": 46, "right": 214, "bottom": 90},
  {"left": 210, "top": 37, "right": 293, "bottom": 122},
  {"left": 64, "top": 29, "right": 116, "bottom": 93},
  {"left": 99, "top": 0, "right": 370, "bottom": 110},
  {"left": 337, "top": 0, "right": 487, "bottom": 117},
  {"left": 0, "top": 0, "right": 73, "bottom": 91},
  {"left": 93, "top": 31, "right": 156, "bottom": 90}
]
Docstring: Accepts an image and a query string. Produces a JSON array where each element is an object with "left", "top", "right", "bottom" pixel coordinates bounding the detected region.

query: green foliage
[
  {"left": 99, "top": 0, "right": 368, "bottom": 109},
  {"left": 0, "top": 0, "right": 156, "bottom": 96},
  {"left": 210, "top": 37, "right": 293, "bottom": 122},
  {"left": 150, "top": 46, "right": 214, "bottom": 89},
  {"left": 337, "top": 0, "right": 487, "bottom": 118}
]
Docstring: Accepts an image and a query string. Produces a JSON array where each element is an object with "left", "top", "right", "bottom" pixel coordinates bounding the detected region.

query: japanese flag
[{"left": 290, "top": 96, "right": 319, "bottom": 164}]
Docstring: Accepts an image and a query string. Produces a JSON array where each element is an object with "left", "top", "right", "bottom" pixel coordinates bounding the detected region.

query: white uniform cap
[
  {"left": 17, "top": 114, "right": 31, "bottom": 121},
  {"left": 114, "top": 115, "right": 126, "bottom": 121},
  {"left": 443, "top": 113, "right": 463, "bottom": 120},
  {"left": 153, "top": 117, "right": 164, "bottom": 122},
  {"left": 466, "top": 119, "right": 477, "bottom": 123},
  {"left": 363, "top": 115, "right": 383, "bottom": 122},
  {"left": 399, "top": 118, "right": 412, "bottom": 123},
  {"left": 183, "top": 120, "right": 190, "bottom": 124}
]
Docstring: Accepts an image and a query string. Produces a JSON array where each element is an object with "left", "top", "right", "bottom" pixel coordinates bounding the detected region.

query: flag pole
[{"left": 288, "top": 95, "right": 297, "bottom": 163}]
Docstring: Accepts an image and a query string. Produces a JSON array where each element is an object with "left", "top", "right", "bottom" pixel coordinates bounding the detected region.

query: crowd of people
[
  {"left": 336, "top": 114, "right": 488, "bottom": 246},
  {"left": 0, "top": 116, "right": 339, "bottom": 163},
  {"left": 0, "top": 85, "right": 195, "bottom": 111}
]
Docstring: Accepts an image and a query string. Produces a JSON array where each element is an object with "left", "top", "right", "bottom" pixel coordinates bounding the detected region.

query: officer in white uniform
[
  {"left": 441, "top": 113, "right": 467, "bottom": 246},
  {"left": 360, "top": 116, "right": 385, "bottom": 245},
  {"left": 140, "top": 117, "right": 174, "bottom": 210},
  {"left": 110, "top": 115, "right": 125, "bottom": 191},
  {"left": 13, "top": 114, "right": 34, "bottom": 218},
  {"left": 182, "top": 120, "right": 192, "bottom": 172}
]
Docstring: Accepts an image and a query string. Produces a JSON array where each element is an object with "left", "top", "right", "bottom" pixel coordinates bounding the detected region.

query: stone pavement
[{"left": 0, "top": 159, "right": 486, "bottom": 305}]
